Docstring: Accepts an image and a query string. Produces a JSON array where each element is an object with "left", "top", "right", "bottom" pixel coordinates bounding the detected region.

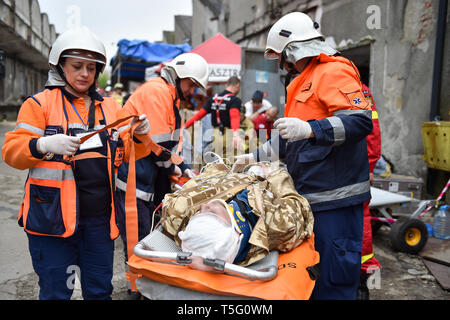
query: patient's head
[
  {"left": 178, "top": 199, "right": 242, "bottom": 263},
  {"left": 198, "top": 200, "right": 231, "bottom": 223}
]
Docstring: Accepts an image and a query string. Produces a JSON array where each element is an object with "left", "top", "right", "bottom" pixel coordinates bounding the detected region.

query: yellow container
[{"left": 421, "top": 121, "right": 450, "bottom": 172}]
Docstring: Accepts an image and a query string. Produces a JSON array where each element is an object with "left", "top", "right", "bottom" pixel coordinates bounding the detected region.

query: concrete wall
[
  {"left": 192, "top": 0, "right": 222, "bottom": 47},
  {"left": 440, "top": 7, "right": 450, "bottom": 121},
  {"left": 0, "top": 0, "right": 57, "bottom": 118},
  {"left": 192, "top": 0, "right": 449, "bottom": 181},
  {"left": 193, "top": 0, "right": 450, "bottom": 177},
  {"left": 174, "top": 15, "right": 192, "bottom": 45},
  {"left": 320, "top": 0, "right": 440, "bottom": 178}
]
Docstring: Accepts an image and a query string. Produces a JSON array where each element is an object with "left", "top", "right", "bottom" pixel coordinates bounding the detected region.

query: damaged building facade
[
  {"left": 0, "top": 0, "right": 57, "bottom": 119},
  {"left": 192, "top": 0, "right": 450, "bottom": 186}
]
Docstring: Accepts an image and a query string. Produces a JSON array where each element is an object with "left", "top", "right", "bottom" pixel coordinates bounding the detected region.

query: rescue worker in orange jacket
[
  {"left": 114, "top": 52, "right": 209, "bottom": 297},
  {"left": 357, "top": 83, "right": 382, "bottom": 300},
  {"left": 1, "top": 27, "right": 150, "bottom": 300},
  {"left": 232, "top": 12, "right": 373, "bottom": 299}
]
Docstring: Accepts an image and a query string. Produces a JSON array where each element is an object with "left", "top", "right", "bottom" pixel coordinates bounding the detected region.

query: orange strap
[
  {"left": 69, "top": 152, "right": 107, "bottom": 161},
  {"left": 63, "top": 115, "right": 184, "bottom": 292},
  {"left": 79, "top": 115, "right": 136, "bottom": 144},
  {"left": 68, "top": 115, "right": 183, "bottom": 165},
  {"left": 86, "top": 115, "right": 183, "bottom": 165},
  {"left": 125, "top": 120, "right": 140, "bottom": 292}
]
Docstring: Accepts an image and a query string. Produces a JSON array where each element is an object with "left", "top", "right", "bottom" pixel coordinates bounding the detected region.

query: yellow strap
[
  {"left": 362, "top": 253, "right": 374, "bottom": 264},
  {"left": 372, "top": 111, "right": 379, "bottom": 120}
]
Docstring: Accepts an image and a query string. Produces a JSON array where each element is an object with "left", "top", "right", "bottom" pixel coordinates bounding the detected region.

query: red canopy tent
[{"left": 189, "top": 33, "right": 242, "bottom": 83}]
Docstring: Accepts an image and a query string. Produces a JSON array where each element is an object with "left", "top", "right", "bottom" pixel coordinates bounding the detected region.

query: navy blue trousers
[
  {"left": 27, "top": 215, "right": 114, "bottom": 300},
  {"left": 310, "top": 204, "right": 364, "bottom": 300},
  {"left": 115, "top": 189, "right": 155, "bottom": 261}
]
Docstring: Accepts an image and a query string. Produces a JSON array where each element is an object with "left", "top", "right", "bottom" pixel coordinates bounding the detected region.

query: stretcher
[
  {"left": 128, "top": 227, "right": 319, "bottom": 300},
  {"left": 126, "top": 154, "right": 320, "bottom": 300}
]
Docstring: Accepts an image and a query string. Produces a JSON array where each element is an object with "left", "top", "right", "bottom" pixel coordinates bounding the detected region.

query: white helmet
[
  {"left": 49, "top": 27, "right": 107, "bottom": 72},
  {"left": 265, "top": 12, "right": 323, "bottom": 59},
  {"left": 165, "top": 53, "right": 209, "bottom": 90}
]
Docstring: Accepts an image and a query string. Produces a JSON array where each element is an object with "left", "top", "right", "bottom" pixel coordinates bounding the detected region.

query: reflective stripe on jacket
[
  {"left": 257, "top": 53, "right": 373, "bottom": 212},
  {"left": 2, "top": 88, "right": 149, "bottom": 238}
]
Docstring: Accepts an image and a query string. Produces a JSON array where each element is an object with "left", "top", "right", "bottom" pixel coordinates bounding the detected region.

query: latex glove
[
  {"left": 37, "top": 134, "right": 81, "bottom": 156},
  {"left": 231, "top": 153, "right": 255, "bottom": 173},
  {"left": 274, "top": 117, "right": 313, "bottom": 142},
  {"left": 131, "top": 114, "right": 150, "bottom": 135},
  {"left": 183, "top": 168, "right": 196, "bottom": 179},
  {"left": 233, "top": 130, "right": 242, "bottom": 149},
  {"left": 173, "top": 165, "right": 182, "bottom": 177}
]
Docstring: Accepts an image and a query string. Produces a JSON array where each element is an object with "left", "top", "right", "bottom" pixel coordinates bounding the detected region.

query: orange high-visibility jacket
[
  {"left": 121, "top": 77, "right": 181, "bottom": 150},
  {"left": 256, "top": 53, "right": 373, "bottom": 211},
  {"left": 2, "top": 88, "right": 150, "bottom": 239},
  {"left": 116, "top": 77, "right": 186, "bottom": 202}
]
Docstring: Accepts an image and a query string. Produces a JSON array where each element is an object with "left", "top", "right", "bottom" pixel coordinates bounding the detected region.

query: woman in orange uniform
[{"left": 2, "top": 27, "right": 150, "bottom": 300}]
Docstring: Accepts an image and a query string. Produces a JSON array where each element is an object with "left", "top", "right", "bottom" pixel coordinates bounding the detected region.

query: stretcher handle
[
  {"left": 133, "top": 243, "right": 278, "bottom": 282},
  {"left": 204, "top": 258, "right": 278, "bottom": 281},
  {"left": 134, "top": 243, "right": 192, "bottom": 265}
]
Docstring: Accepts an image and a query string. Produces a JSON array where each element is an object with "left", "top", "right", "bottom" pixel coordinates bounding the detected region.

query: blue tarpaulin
[{"left": 111, "top": 39, "right": 192, "bottom": 79}]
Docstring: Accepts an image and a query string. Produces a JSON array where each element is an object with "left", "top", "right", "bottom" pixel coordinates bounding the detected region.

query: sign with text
[{"left": 208, "top": 64, "right": 241, "bottom": 82}]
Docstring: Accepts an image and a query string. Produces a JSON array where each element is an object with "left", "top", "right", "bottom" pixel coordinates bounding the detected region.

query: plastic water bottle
[{"left": 434, "top": 205, "right": 450, "bottom": 239}]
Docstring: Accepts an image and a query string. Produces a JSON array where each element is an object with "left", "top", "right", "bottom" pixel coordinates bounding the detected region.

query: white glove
[
  {"left": 173, "top": 165, "right": 182, "bottom": 177},
  {"left": 274, "top": 117, "right": 313, "bottom": 142},
  {"left": 37, "top": 134, "right": 81, "bottom": 156},
  {"left": 131, "top": 114, "right": 150, "bottom": 135},
  {"left": 232, "top": 130, "right": 242, "bottom": 149},
  {"left": 231, "top": 153, "right": 255, "bottom": 173},
  {"left": 183, "top": 169, "right": 196, "bottom": 179}
]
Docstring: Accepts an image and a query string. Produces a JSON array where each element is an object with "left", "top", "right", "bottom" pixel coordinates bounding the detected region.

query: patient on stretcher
[
  {"left": 161, "top": 163, "right": 314, "bottom": 270},
  {"left": 178, "top": 194, "right": 258, "bottom": 270}
]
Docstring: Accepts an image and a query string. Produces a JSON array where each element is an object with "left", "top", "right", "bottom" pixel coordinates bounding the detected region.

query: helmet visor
[
  {"left": 264, "top": 48, "right": 281, "bottom": 60},
  {"left": 61, "top": 50, "right": 106, "bottom": 65}
]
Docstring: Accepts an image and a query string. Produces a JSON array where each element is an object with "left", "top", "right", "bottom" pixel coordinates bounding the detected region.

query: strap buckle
[{"left": 307, "top": 263, "right": 321, "bottom": 281}]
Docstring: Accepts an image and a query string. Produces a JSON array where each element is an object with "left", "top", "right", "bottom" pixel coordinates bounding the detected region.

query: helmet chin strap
[{"left": 176, "top": 78, "right": 186, "bottom": 101}]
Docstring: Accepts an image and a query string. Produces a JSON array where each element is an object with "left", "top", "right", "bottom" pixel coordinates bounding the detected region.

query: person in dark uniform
[{"left": 184, "top": 76, "right": 242, "bottom": 161}]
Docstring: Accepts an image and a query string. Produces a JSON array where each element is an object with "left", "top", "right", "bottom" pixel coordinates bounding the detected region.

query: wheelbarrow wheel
[{"left": 389, "top": 218, "right": 428, "bottom": 254}]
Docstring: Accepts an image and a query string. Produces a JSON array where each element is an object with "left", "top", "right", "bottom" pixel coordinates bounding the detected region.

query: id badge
[{"left": 76, "top": 132, "right": 103, "bottom": 151}]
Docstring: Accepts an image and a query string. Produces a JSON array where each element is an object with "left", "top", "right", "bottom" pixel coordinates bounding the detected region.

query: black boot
[
  {"left": 357, "top": 273, "right": 370, "bottom": 300},
  {"left": 127, "top": 289, "right": 142, "bottom": 300}
]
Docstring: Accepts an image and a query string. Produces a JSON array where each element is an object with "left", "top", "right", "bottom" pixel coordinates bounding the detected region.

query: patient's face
[{"left": 198, "top": 201, "right": 231, "bottom": 224}]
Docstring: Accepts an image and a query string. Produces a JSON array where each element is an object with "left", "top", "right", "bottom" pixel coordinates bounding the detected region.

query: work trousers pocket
[
  {"left": 26, "top": 184, "right": 66, "bottom": 236},
  {"left": 329, "top": 238, "right": 361, "bottom": 285}
]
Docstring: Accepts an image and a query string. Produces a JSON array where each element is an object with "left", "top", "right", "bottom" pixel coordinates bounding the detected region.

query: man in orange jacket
[
  {"left": 114, "top": 53, "right": 209, "bottom": 297},
  {"left": 233, "top": 12, "right": 373, "bottom": 299}
]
